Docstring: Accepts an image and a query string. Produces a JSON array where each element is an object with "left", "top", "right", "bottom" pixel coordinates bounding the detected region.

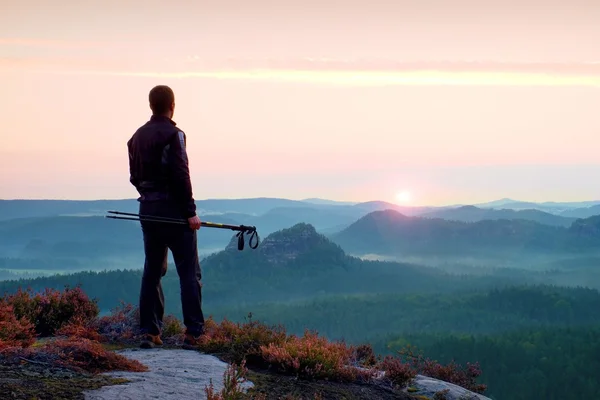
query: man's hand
[{"left": 188, "top": 215, "right": 201, "bottom": 230}]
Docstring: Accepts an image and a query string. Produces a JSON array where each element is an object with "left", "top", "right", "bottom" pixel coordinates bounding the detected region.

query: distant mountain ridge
[
  {"left": 475, "top": 198, "right": 600, "bottom": 210},
  {"left": 330, "top": 209, "right": 600, "bottom": 258},
  {"left": 3, "top": 197, "right": 600, "bottom": 222},
  {"left": 0, "top": 197, "right": 435, "bottom": 221},
  {"left": 301, "top": 198, "right": 358, "bottom": 206},
  {"left": 2, "top": 197, "right": 600, "bottom": 271},
  {"left": 419, "top": 205, "right": 576, "bottom": 227},
  {"left": 559, "top": 204, "right": 600, "bottom": 219}
]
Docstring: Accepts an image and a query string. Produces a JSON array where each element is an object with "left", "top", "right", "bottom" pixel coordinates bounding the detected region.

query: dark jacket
[{"left": 127, "top": 115, "right": 197, "bottom": 218}]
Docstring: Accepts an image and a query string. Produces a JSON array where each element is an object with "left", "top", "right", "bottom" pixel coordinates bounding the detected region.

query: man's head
[{"left": 149, "top": 85, "right": 175, "bottom": 118}]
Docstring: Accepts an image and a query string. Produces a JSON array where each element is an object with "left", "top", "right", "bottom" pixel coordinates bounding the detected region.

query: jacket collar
[{"left": 150, "top": 115, "right": 176, "bottom": 126}]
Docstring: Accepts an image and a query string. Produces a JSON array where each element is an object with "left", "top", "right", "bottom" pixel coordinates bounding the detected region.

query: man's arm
[
  {"left": 127, "top": 139, "right": 139, "bottom": 188},
  {"left": 167, "top": 130, "right": 197, "bottom": 218}
]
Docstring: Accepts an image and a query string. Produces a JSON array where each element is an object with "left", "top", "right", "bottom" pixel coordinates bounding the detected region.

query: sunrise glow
[
  {"left": 44, "top": 69, "right": 600, "bottom": 88},
  {"left": 395, "top": 191, "right": 412, "bottom": 204}
]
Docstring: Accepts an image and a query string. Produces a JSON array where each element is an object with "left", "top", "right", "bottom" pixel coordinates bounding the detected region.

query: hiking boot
[
  {"left": 140, "top": 334, "right": 163, "bottom": 349},
  {"left": 182, "top": 333, "right": 203, "bottom": 350}
]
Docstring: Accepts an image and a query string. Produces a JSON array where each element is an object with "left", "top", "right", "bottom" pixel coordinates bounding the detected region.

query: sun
[{"left": 395, "top": 190, "right": 412, "bottom": 204}]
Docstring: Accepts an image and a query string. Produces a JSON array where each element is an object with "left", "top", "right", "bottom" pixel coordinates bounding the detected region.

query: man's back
[
  {"left": 128, "top": 115, "right": 196, "bottom": 219},
  {"left": 128, "top": 115, "right": 179, "bottom": 194}
]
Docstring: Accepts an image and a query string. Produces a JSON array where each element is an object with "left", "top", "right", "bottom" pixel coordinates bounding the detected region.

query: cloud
[
  {"left": 27, "top": 68, "right": 600, "bottom": 88},
  {"left": 1, "top": 38, "right": 600, "bottom": 87},
  {"left": 0, "top": 37, "right": 108, "bottom": 50}
]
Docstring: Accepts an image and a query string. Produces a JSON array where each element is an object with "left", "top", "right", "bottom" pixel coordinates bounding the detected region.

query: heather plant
[
  {"left": 3, "top": 337, "right": 149, "bottom": 374},
  {"left": 92, "top": 302, "right": 140, "bottom": 343},
  {"left": 2, "top": 286, "right": 99, "bottom": 337},
  {"left": 205, "top": 360, "right": 257, "bottom": 400},
  {"left": 45, "top": 337, "right": 148, "bottom": 373},
  {"left": 162, "top": 314, "right": 185, "bottom": 339},
  {"left": 398, "top": 346, "right": 487, "bottom": 394},
  {"left": 200, "top": 315, "right": 288, "bottom": 363},
  {"left": 56, "top": 315, "right": 104, "bottom": 342},
  {"left": 350, "top": 343, "right": 379, "bottom": 367},
  {"left": 378, "top": 355, "right": 417, "bottom": 389},
  {"left": 0, "top": 301, "right": 36, "bottom": 350},
  {"left": 259, "top": 329, "right": 372, "bottom": 382},
  {"left": 199, "top": 317, "right": 379, "bottom": 383},
  {"left": 83, "top": 302, "right": 182, "bottom": 345}
]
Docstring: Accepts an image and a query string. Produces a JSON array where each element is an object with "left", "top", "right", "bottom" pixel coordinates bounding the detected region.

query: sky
[{"left": 1, "top": 0, "right": 599, "bottom": 206}]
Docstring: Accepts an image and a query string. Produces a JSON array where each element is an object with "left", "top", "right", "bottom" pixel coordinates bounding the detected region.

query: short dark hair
[{"left": 149, "top": 85, "right": 174, "bottom": 115}]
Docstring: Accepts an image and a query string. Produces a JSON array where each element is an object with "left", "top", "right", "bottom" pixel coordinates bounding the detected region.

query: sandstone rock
[
  {"left": 83, "top": 349, "right": 253, "bottom": 400},
  {"left": 403, "top": 374, "right": 492, "bottom": 400}
]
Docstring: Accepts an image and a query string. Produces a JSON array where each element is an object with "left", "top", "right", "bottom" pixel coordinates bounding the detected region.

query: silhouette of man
[{"left": 127, "top": 85, "right": 205, "bottom": 349}]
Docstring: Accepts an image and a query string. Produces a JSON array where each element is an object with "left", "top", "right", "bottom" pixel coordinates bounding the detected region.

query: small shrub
[
  {"left": 260, "top": 329, "right": 364, "bottom": 382},
  {"left": 0, "top": 337, "right": 148, "bottom": 374},
  {"left": 378, "top": 355, "right": 417, "bottom": 388},
  {"left": 351, "top": 343, "right": 379, "bottom": 367},
  {"left": 0, "top": 302, "right": 36, "bottom": 350},
  {"left": 93, "top": 302, "right": 140, "bottom": 343},
  {"left": 162, "top": 314, "right": 185, "bottom": 339},
  {"left": 205, "top": 360, "right": 251, "bottom": 400},
  {"left": 200, "top": 317, "right": 288, "bottom": 363},
  {"left": 420, "top": 360, "right": 486, "bottom": 394},
  {"left": 37, "top": 337, "right": 148, "bottom": 374},
  {"left": 2, "top": 286, "right": 99, "bottom": 337},
  {"left": 56, "top": 316, "right": 104, "bottom": 342},
  {"left": 398, "top": 346, "right": 487, "bottom": 394}
]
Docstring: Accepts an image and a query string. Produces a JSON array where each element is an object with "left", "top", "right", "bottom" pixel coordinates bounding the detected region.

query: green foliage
[
  {"left": 381, "top": 326, "right": 600, "bottom": 399},
  {"left": 219, "top": 285, "right": 600, "bottom": 343},
  {"left": 0, "top": 249, "right": 526, "bottom": 317}
]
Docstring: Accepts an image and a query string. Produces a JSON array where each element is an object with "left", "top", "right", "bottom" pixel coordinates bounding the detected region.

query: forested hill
[
  {"left": 0, "top": 223, "right": 526, "bottom": 312},
  {"left": 330, "top": 209, "right": 600, "bottom": 257}
]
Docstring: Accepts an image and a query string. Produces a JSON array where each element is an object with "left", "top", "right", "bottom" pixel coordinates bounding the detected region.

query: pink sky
[{"left": 1, "top": 0, "right": 599, "bottom": 206}]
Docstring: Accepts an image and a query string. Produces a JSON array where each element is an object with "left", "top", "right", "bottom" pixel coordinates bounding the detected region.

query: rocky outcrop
[
  {"left": 224, "top": 223, "right": 345, "bottom": 265},
  {"left": 83, "top": 348, "right": 253, "bottom": 400},
  {"left": 403, "top": 375, "right": 492, "bottom": 400},
  {"left": 258, "top": 223, "right": 326, "bottom": 264},
  {"left": 84, "top": 349, "right": 491, "bottom": 400}
]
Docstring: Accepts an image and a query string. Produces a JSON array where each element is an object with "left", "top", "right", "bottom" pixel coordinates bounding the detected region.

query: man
[{"left": 127, "top": 85, "right": 205, "bottom": 349}]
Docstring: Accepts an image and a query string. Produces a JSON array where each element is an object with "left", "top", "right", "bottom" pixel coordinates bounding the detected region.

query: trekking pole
[{"left": 105, "top": 210, "right": 260, "bottom": 250}]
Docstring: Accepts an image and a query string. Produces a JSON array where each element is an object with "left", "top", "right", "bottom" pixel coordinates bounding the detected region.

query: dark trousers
[{"left": 138, "top": 200, "right": 204, "bottom": 337}]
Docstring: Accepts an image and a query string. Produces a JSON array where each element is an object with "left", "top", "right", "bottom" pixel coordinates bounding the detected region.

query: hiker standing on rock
[{"left": 127, "top": 85, "right": 205, "bottom": 349}]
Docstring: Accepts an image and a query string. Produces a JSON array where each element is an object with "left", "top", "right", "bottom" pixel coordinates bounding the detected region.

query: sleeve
[
  {"left": 127, "top": 139, "right": 139, "bottom": 188},
  {"left": 167, "top": 130, "right": 197, "bottom": 218}
]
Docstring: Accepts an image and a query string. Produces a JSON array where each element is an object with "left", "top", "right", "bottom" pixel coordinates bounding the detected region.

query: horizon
[
  {"left": 1, "top": 195, "right": 600, "bottom": 210},
  {"left": 2, "top": 0, "right": 599, "bottom": 205}
]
